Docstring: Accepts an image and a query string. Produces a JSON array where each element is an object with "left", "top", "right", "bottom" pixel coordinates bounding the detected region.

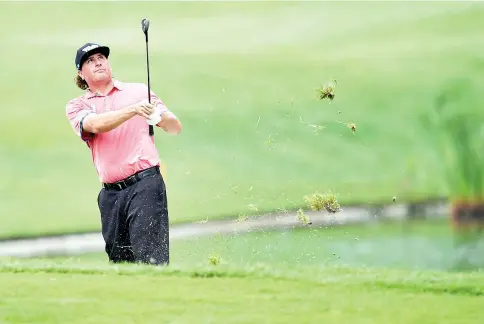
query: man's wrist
[
  {"left": 125, "top": 104, "right": 137, "bottom": 116},
  {"left": 158, "top": 105, "right": 169, "bottom": 118}
]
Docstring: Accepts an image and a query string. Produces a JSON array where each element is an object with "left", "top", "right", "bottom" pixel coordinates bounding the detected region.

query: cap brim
[{"left": 78, "top": 46, "right": 110, "bottom": 70}]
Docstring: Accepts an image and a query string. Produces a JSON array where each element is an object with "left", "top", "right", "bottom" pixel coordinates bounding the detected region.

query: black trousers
[{"left": 97, "top": 167, "right": 169, "bottom": 265}]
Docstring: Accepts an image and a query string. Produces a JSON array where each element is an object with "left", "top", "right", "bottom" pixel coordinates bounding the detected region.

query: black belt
[{"left": 102, "top": 166, "right": 160, "bottom": 191}]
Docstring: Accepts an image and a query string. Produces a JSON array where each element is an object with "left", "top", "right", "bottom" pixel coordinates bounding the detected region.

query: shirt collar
[
  {"left": 83, "top": 79, "right": 124, "bottom": 99},
  {"left": 113, "top": 79, "right": 125, "bottom": 91}
]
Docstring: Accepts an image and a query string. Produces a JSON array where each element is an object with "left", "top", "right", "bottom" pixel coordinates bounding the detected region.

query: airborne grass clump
[
  {"left": 304, "top": 191, "right": 341, "bottom": 214},
  {"left": 236, "top": 214, "right": 249, "bottom": 222},
  {"left": 317, "top": 79, "right": 337, "bottom": 102},
  {"left": 296, "top": 208, "right": 312, "bottom": 225},
  {"left": 337, "top": 120, "right": 357, "bottom": 134},
  {"left": 347, "top": 122, "right": 357, "bottom": 134},
  {"left": 208, "top": 253, "right": 222, "bottom": 266}
]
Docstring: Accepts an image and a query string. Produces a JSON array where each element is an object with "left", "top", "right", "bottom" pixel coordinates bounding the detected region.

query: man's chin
[{"left": 93, "top": 74, "right": 110, "bottom": 82}]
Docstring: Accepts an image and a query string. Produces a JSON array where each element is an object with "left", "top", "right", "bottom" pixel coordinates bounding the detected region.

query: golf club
[{"left": 141, "top": 18, "right": 155, "bottom": 136}]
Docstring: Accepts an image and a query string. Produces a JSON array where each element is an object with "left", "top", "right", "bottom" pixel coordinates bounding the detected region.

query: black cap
[{"left": 75, "top": 42, "right": 110, "bottom": 70}]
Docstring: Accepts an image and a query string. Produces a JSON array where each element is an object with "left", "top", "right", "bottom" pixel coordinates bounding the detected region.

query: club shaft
[
  {"left": 145, "top": 34, "right": 151, "bottom": 104},
  {"left": 144, "top": 31, "right": 153, "bottom": 136}
]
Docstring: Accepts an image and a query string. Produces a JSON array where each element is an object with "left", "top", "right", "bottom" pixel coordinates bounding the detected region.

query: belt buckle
[{"left": 116, "top": 181, "right": 125, "bottom": 190}]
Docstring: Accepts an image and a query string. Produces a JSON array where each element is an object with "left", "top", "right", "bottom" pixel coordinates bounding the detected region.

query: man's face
[{"left": 78, "top": 52, "right": 112, "bottom": 84}]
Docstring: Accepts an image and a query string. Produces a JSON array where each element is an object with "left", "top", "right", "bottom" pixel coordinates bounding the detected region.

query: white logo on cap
[{"left": 82, "top": 44, "right": 99, "bottom": 52}]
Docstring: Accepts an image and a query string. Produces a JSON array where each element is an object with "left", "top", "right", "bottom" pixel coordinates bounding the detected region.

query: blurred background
[{"left": 1, "top": 0, "right": 484, "bottom": 271}]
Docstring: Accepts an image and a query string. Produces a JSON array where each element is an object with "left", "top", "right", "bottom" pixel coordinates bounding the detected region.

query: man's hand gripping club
[{"left": 82, "top": 100, "right": 155, "bottom": 134}]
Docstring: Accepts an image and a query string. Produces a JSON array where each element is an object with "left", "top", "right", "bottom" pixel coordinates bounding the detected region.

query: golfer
[{"left": 65, "top": 43, "right": 182, "bottom": 265}]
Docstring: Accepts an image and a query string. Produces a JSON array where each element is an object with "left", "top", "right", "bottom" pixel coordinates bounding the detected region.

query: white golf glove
[{"left": 146, "top": 105, "right": 162, "bottom": 125}]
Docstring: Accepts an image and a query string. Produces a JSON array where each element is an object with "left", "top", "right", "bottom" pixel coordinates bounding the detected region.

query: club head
[{"left": 141, "top": 18, "right": 150, "bottom": 35}]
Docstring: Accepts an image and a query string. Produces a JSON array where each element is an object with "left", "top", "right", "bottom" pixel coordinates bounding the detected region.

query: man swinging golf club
[{"left": 65, "top": 36, "right": 181, "bottom": 265}]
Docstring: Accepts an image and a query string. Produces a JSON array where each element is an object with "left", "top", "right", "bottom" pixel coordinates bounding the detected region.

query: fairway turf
[
  {"left": 3, "top": 220, "right": 484, "bottom": 323},
  {"left": 2, "top": 1, "right": 484, "bottom": 238},
  {"left": 1, "top": 262, "right": 484, "bottom": 323}
]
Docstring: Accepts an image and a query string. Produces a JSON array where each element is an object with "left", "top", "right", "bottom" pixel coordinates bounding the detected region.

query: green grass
[
  {"left": 421, "top": 78, "right": 484, "bottom": 201},
  {"left": 2, "top": 220, "right": 484, "bottom": 323},
  {"left": 1, "top": 261, "right": 484, "bottom": 323},
  {"left": 2, "top": 1, "right": 484, "bottom": 238}
]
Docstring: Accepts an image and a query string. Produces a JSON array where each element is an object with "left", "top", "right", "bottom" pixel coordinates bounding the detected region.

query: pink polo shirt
[{"left": 66, "top": 79, "right": 169, "bottom": 184}]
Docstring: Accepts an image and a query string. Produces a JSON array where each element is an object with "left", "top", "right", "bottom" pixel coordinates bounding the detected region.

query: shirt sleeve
[
  {"left": 149, "top": 89, "right": 172, "bottom": 116},
  {"left": 65, "top": 98, "right": 96, "bottom": 143}
]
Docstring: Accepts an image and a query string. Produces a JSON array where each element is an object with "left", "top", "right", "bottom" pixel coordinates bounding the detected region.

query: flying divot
[
  {"left": 237, "top": 214, "right": 249, "bottom": 222},
  {"left": 347, "top": 122, "right": 357, "bottom": 134},
  {"left": 296, "top": 209, "right": 312, "bottom": 226},
  {"left": 304, "top": 191, "right": 341, "bottom": 214},
  {"left": 337, "top": 120, "right": 357, "bottom": 134},
  {"left": 317, "top": 79, "right": 337, "bottom": 102},
  {"left": 208, "top": 252, "right": 222, "bottom": 266},
  {"left": 195, "top": 217, "right": 208, "bottom": 224}
]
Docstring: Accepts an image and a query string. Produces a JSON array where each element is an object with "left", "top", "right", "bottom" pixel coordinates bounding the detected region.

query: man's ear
[{"left": 77, "top": 70, "right": 84, "bottom": 80}]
